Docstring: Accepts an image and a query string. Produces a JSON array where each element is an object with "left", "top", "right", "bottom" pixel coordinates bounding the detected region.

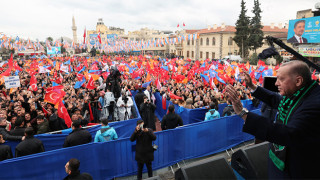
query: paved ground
[{"left": 115, "top": 140, "right": 255, "bottom": 180}]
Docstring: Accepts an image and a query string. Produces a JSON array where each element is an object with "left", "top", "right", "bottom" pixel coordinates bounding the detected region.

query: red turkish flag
[
  {"left": 97, "top": 29, "right": 102, "bottom": 44},
  {"left": 84, "top": 59, "right": 88, "bottom": 68},
  {"left": 46, "top": 85, "right": 64, "bottom": 92},
  {"left": 83, "top": 27, "right": 86, "bottom": 44},
  {"left": 76, "top": 73, "right": 85, "bottom": 81},
  {"left": 86, "top": 76, "right": 95, "bottom": 90},
  {"left": 29, "top": 75, "right": 38, "bottom": 91},
  {"left": 91, "top": 64, "right": 99, "bottom": 70},
  {"left": 55, "top": 73, "right": 63, "bottom": 84},
  {"left": 44, "top": 90, "right": 63, "bottom": 105},
  {"left": 0, "top": 67, "right": 11, "bottom": 77},
  {"left": 168, "top": 88, "right": 182, "bottom": 100},
  {"left": 102, "top": 72, "right": 109, "bottom": 80},
  {"left": 58, "top": 100, "right": 72, "bottom": 128},
  {"left": 162, "top": 94, "right": 167, "bottom": 110},
  {"left": 14, "top": 61, "right": 23, "bottom": 71},
  {"left": 8, "top": 54, "right": 13, "bottom": 69}
]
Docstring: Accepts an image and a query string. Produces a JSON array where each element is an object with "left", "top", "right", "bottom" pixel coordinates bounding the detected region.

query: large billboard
[
  {"left": 287, "top": 16, "right": 320, "bottom": 44},
  {"left": 47, "top": 46, "right": 61, "bottom": 54},
  {"left": 89, "top": 34, "right": 98, "bottom": 45}
]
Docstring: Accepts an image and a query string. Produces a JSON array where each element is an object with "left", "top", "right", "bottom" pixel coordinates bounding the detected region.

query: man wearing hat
[{"left": 130, "top": 120, "right": 156, "bottom": 180}]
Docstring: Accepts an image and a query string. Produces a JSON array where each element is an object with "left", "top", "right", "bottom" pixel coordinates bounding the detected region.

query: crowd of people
[
  {"left": 0, "top": 54, "right": 260, "bottom": 139},
  {"left": 2, "top": 53, "right": 318, "bottom": 178}
]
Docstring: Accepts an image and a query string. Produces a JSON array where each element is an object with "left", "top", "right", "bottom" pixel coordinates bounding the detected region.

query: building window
[
  {"left": 212, "top": 37, "right": 216, "bottom": 46},
  {"left": 200, "top": 38, "right": 203, "bottom": 46},
  {"left": 206, "top": 52, "right": 209, "bottom": 59},
  {"left": 206, "top": 38, "right": 209, "bottom": 46},
  {"left": 192, "top": 51, "right": 194, "bottom": 58},
  {"left": 187, "top": 51, "right": 189, "bottom": 57},
  {"left": 200, "top": 51, "right": 203, "bottom": 58},
  {"left": 192, "top": 39, "right": 194, "bottom": 45},
  {"left": 212, "top": 52, "right": 215, "bottom": 59},
  {"left": 187, "top": 40, "right": 190, "bottom": 45},
  {"left": 228, "top": 37, "right": 233, "bottom": 46}
]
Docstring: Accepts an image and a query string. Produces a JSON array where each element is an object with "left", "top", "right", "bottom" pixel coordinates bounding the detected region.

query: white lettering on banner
[{"left": 4, "top": 76, "right": 20, "bottom": 89}]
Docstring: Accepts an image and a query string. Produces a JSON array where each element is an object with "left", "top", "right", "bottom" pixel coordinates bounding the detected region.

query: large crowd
[
  {"left": 0, "top": 55, "right": 263, "bottom": 138},
  {"left": 0, "top": 54, "right": 319, "bottom": 179}
]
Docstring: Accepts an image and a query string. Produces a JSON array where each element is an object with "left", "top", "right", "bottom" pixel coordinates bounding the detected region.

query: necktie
[{"left": 300, "top": 37, "right": 303, "bottom": 43}]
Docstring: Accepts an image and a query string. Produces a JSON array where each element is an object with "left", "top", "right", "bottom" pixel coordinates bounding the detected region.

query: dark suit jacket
[
  {"left": 63, "top": 128, "right": 92, "bottom": 148},
  {"left": 130, "top": 128, "right": 156, "bottom": 163},
  {"left": 15, "top": 136, "right": 45, "bottom": 157},
  {"left": 287, "top": 36, "right": 308, "bottom": 43},
  {"left": 243, "top": 84, "right": 320, "bottom": 178}
]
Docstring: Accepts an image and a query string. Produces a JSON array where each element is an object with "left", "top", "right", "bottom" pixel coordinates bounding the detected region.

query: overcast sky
[{"left": 0, "top": 0, "right": 318, "bottom": 41}]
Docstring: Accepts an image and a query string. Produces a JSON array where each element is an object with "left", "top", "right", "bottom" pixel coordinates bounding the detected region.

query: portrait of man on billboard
[{"left": 288, "top": 20, "right": 308, "bottom": 43}]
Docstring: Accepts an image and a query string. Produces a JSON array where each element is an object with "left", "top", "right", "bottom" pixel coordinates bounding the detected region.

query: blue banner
[
  {"left": 287, "top": 16, "right": 320, "bottom": 43},
  {"left": 89, "top": 34, "right": 98, "bottom": 45},
  {"left": 47, "top": 46, "right": 61, "bottom": 54}
]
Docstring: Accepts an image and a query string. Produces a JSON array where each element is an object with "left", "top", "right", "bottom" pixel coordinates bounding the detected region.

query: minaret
[{"left": 72, "top": 16, "right": 78, "bottom": 43}]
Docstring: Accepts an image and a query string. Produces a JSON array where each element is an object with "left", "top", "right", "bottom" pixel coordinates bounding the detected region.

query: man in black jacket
[
  {"left": 64, "top": 158, "right": 93, "bottom": 180},
  {"left": 140, "top": 96, "right": 157, "bottom": 131},
  {"left": 0, "top": 117, "right": 23, "bottom": 141},
  {"left": 226, "top": 61, "right": 320, "bottom": 178},
  {"left": 130, "top": 120, "right": 156, "bottom": 180},
  {"left": 15, "top": 127, "right": 45, "bottom": 157},
  {"left": 161, "top": 105, "right": 183, "bottom": 130},
  {"left": 134, "top": 88, "right": 145, "bottom": 114},
  {"left": 10, "top": 117, "right": 26, "bottom": 136},
  {"left": 0, "top": 134, "right": 13, "bottom": 161},
  {"left": 63, "top": 120, "right": 92, "bottom": 148},
  {"left": 47, "top": 108, "right": 67, "bottom": 131}
]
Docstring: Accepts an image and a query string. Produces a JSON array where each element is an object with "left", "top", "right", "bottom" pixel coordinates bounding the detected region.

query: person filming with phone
[
  {"left": 140, "top": 96, "right": 156, "bottom": 131},
  {"left": 225, "top": 61, "right": 320, "bottom": 179},
  {"left": 130, "top": 120, "right": 156, "bottom": 180}
]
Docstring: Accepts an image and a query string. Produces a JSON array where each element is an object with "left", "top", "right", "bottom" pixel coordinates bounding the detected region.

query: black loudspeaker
[
  {"left": 175, "top": 156, "right": 236, "bottom": 180},
  {"left": 231, "top": 142, "right": 269, "bottom": 179}
]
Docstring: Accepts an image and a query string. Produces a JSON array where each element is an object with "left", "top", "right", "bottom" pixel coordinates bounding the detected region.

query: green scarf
[{"left": 269, "top": 81, "right": 317, "bottom": 171}]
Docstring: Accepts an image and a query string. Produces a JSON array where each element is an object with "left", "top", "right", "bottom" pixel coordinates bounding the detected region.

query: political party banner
[
  {"left": 298, "top": 46, "right": 320, "bottom": 57},
  {"left": 287, "top": 16, "right": 320, "bottom": 43},
  {"left": 89, "top": 34, "right": 98, "bottom": 45},
  {"left": 47, "top": 46, "right": 61, "bottom": 54},
  {"left": 4, "top": 76, "right": 20, "bottom": 89}
]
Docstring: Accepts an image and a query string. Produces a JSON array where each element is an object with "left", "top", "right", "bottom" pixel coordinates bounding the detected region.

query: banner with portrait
[
  {"left": 287, "top": 16, "right": 320, "bottom": 44},
  {"left": 89, "top": 34, "right": 98, "bottom": 45}
]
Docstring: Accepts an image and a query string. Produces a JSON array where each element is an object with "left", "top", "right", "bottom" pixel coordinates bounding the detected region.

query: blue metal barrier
[{"left": 0, "top": 109, "right": 260, "bottom": 180}]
